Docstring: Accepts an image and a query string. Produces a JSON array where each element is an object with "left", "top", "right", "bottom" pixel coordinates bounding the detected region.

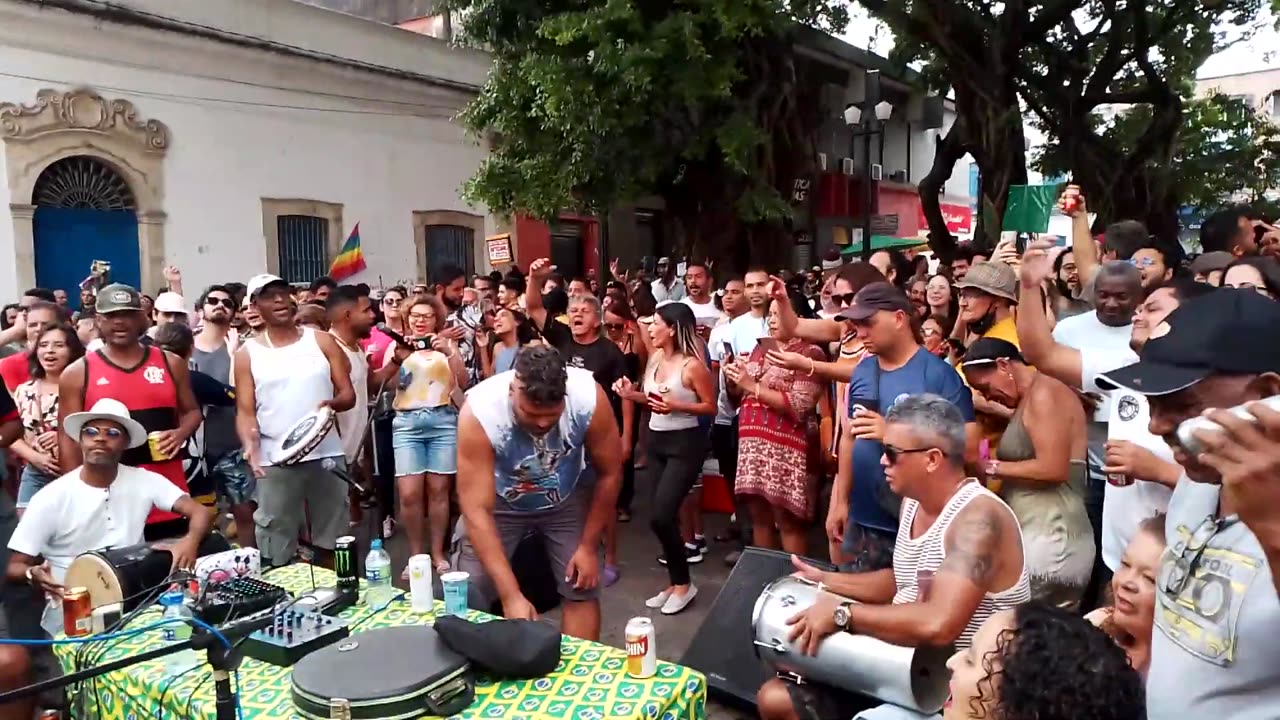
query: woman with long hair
[
  {"left": 925, "top": 274, "right": 957, "bottom": 324},
  {"left": 604, "top": 300, "right": 643, "bottom": 521},
  {"left": 477, "top": 306, "right": 535, "bottom": 377},
  {"left": 1220, "top": 255, "right": 1280, "bottom": 299},
  {"left": 363, "top": 285, "right": 408, "bottom": 367},
  {"left": 382, "top": 295, "right": 467, "bottom": 578},
  {"left": 11, "top": 324, "right": 85, "bottom": 514},
  {"left": 614, "top": 302, "right": 715, "bottom": 615},
  {"left": 944, "top": 603, "right": 1145, "bottom": 720},
  {"left": 962, "top": 337, "right": 1095, "bottom": 610},
  {"left": 723, "top": 299, "right": 825, "bottom": 553},
  {"left": 1086, "top": 513, "right": 1165, "bottom": 676}
]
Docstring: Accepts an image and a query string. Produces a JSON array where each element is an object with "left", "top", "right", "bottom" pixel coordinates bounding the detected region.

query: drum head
[
  {"left": 293, "top": 626, "right": 466, "bottom": 702},
  {"left": 278, "top": 408, "right": 335, "bottom": 465},
  {"left": 64, "top": 554, "right": 124, "bottom": 609}
]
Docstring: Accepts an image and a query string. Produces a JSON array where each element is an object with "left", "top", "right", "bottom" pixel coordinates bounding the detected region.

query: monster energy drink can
[{"left": 335, "top": 535, "right": 359, "bottom": 592}]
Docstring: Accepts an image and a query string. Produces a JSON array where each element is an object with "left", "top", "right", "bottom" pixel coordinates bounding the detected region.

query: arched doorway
[{"left": 32, "top": 156, "right": 140, "bottom": 303}]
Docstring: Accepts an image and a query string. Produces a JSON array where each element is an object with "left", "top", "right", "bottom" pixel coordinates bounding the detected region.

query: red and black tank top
[{"left": 83, "top": 346, "right": 188, "bottom": 524}]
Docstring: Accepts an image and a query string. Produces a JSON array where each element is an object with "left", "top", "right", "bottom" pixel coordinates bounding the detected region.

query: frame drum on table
[
  {"left": 277, "top": 407, "right": 337, "bottom": 466},
  {"left": 62, "top": 534, "right": 232, "bottom": 613},
  {"left": 751, "top": 576, "right": 952, "bottom": 714}
]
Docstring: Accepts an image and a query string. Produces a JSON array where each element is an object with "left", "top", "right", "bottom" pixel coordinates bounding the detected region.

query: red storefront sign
[{"left": 917, "top": 203, "right": 973, "bottom": 234}]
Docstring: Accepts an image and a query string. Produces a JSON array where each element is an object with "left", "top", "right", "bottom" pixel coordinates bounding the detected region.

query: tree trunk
[{"left": 919, "top": 117, "right": 968, "bottom": 263}]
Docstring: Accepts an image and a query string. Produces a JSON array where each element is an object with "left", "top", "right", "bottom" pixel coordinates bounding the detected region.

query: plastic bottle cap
[
  {"left": 159, "top": 591, "right": 183, "bottom": 606},
  {"left": 370, "top": 539, "right": 382, "bottom": 551}
]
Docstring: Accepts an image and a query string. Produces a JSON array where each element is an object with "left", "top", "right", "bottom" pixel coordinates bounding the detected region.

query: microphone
[
  {"left": 322, "top": 458, "right": 374, "bottom": 503},
  {"left": 376, "top": 323, "right": 431, "bottom": 352}
]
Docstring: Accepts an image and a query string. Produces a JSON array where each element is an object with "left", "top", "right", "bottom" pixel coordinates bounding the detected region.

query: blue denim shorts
[
  {"left": 391, "top": 406, "right": 458, "bottom": 476},
  {"left": 17, "top": 465, "right": 56, "bottom": 508},
  {"left": 208, "top": 450, "right": 257, "bottom": 506}
]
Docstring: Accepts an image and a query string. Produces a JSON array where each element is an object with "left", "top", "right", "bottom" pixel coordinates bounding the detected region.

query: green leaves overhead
[{"left": 447, "top": 0, "right": 848, "bottom": 237}]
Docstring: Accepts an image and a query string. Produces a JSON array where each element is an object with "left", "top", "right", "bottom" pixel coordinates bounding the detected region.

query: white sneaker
[
  {"left": 660, "top": 586, "right": 698, "bottom": 615},
  {"left": 382, "top": 516, "right": 396, "bottom": 540},
  {"left": 645, "top": 589, "right": 673, "bottom": 609}
]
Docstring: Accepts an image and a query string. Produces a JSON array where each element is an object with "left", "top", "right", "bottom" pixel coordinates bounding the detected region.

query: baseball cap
[
  {"left": 153, "top": 291, "right": 188, "bottom": 315},
  {"left": 953, "top": 261, "right": 1018, "bottom": 302},
  {"left": 95, "top": 283, "right": 142, "bottom": 314},
  {"left": 1096, "top": 288, "right": 1280, "bottom": 395},
  {"left": 836, "top": 282, "right": 915, "bottom": 321},
  {"left": 247, "top": 274, "right": 290, "bottom": 300}
]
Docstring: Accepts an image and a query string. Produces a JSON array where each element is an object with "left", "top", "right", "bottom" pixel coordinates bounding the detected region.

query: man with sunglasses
[
  {"left": 1095, "top": 288, "right": 1280, "bottom": 720},
  {"left": 758, "top": 394, "right": 1029, "bottom": 720},
  {"left": 191, "top": 284, "right": 256, "bottom": 547}
]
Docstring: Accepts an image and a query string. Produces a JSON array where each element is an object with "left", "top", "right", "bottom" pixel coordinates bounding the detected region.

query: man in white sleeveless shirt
[
  {"left": 234, "top": 274, "right": 356, "bottom": 568},
  {"left": 455, "top": 345, "right": 622, "bottom": 641},
  {"left": 758, "top": 394, "right": 1031, "bottom": 720}
]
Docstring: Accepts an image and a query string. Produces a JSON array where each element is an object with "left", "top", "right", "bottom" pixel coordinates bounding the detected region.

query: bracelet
[{"left": 807, "top": 357, "right": 816, "bottom": 377}]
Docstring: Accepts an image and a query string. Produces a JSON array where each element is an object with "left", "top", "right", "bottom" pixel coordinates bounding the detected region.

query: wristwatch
[{"left": 833, "top": 601, "right": 854, "bottom": 631}]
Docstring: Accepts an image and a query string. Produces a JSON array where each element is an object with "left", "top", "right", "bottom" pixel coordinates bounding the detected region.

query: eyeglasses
[
  {"left": 206, "top": 297, "right": 235, "bottom": 308},
  {"left": 82, "top": 426, "right": 124, "bottom": 439},
  {"left": 883, "top": 445, "right": 938, "bottom": 465},
  {"left": 408, "top": 313, "right": 436, "bottom": 322},
  {"left": 1162, "top": 514, "right": 1239, "bottom": 596}
]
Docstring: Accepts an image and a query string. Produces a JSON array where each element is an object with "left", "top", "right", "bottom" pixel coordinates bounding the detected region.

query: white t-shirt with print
[
  {"left": 8, "top": 465, "right": 186, "bottom": 582},
  {"left": 1053, "top": 310, "right": 1133, "bottom": 421},
  {"left": 1081, "top": 348, "right": 1174, "bottom": 570},
  {"left": 680, "top": 297, "right": 721, "bottom": 328}
]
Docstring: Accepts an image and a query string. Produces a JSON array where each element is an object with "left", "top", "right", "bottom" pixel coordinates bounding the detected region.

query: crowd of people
[{"left": 0, "top": 186, "right": 1276, "bottom": 720}]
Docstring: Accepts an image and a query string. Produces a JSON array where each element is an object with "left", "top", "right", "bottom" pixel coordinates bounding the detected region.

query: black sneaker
[
  {"left": 694, "top": 536, "right": 708, "bottom": 553},
  {"left": 658, "top": 544, "right": 704, "bottom": 566}
]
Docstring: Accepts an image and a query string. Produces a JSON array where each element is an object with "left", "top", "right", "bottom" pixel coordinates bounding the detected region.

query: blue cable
[{"left": 0, "top": 617, "right": 231, "bottom": 649}]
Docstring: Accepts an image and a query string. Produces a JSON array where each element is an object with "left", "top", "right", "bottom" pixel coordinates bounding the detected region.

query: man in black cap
[
  {"left": 831, "top": 282, "right": 977, "bottom": 573},
  {"left": 1095, "top": 288, "right": 1280, "bottom": 720}
]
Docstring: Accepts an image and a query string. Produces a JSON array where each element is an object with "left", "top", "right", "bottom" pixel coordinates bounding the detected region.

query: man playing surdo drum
[
  {"left": 234, "top": 274, "right": 355, "bottom": 568},
  {"left": 455, "top": 345, "right": 622, "bottom": 641}
]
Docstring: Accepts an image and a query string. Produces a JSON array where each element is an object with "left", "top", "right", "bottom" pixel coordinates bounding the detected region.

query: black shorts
[{"left": 783, "top": 676, "right": 876, "bottom": 720}]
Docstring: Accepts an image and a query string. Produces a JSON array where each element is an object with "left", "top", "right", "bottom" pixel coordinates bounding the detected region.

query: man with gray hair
[{"left": 757, "top": 394, "right": 1031, "bottom": 720}]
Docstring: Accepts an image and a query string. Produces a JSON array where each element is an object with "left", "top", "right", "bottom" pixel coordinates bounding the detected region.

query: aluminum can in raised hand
[{"left": 625, "top": 617, "right": 657, "bottom": 678}]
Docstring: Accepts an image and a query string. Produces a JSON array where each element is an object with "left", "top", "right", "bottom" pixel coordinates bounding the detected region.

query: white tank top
[
  {"left": 467, "top": 367, "right": 598, "bottom": 512},
  {"left": 892, "top": 481, "right": 1033, "bottom": 649},
  {"left": 644, "top": 353, "right": 700, "bottom": 432},
  {"left": 246, "top": 328, "right": 344, "bottom": 466}
]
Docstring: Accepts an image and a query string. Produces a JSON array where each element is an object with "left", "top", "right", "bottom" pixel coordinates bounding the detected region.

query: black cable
[{"left": 157, "top": 656, "right": 203, "bottom": 720}]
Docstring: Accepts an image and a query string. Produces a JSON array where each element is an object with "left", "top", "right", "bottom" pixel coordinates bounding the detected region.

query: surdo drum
[
  {"left": 751, "top": 576, "right": 952, "bottom": 714},
  {"left": 277, "top": 407, "right": 337, "bottom": 465},
  {"left": 62, "top": 534, "right": 232, "bottom": 613}
]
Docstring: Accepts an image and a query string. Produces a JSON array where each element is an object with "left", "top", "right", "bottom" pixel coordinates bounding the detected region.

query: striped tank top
[{"left": 891, "top": 480, "right": 1032, "bottom": 649}]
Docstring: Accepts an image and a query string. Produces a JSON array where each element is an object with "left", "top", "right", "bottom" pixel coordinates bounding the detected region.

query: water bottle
[
  {"left": 159, "top": 590, "right": 198, "bottom": 676},
  {"left": 364, "top": 539, "right": 393, "bottom": 607}
]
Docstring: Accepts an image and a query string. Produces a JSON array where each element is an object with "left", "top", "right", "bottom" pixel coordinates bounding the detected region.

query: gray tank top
[
  {"left": 191, "top": 341, "right": 238, "bottom": 456},
  {"left": 644, "top": 352, "right": 699, "bottom": 432}
]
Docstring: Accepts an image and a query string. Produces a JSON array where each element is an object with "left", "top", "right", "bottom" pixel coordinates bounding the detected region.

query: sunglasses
[
  {"left": 605, "top": 322, "right": 625, "bottom": 331},
  {"left": 206, "top": 297, "right": 235, "bottom": 309},
  {"left": 82, "top": 426, "right": 124, "bottom": 439},
  {"left": 883, "top": 444, "right": 938, "bottom": 465},
  {"left": 383, "top": 298, "right": 402, "bottom": 307},
  {"left": 1162, "top": 514, "right": 1239, "bottom": 596},
  {"left": 833, "top": 292, "right": 857, "bottom": 307}
]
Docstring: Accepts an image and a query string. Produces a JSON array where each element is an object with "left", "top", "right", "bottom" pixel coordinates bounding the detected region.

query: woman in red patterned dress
[{"left": 723, "top": 298, "right": 826, "bottom": 554}]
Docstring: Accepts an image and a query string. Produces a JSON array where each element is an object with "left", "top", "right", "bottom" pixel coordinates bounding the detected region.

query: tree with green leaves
[{"left": 447, "top": 0, "right": 849, "bottom": 269}]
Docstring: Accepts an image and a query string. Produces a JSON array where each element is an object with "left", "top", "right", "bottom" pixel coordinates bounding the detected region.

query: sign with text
[
  {"left": 870, "top": 214, "right": 899, "bottom": 235},
  {"left": 486, "top": 234, "right": 513, "bottom": 265},
  {"left": 917, "top": 203, "right": 974, "bottom": 235}
]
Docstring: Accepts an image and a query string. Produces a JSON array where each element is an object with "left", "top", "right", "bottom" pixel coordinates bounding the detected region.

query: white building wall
[{"left": 0, "top": 0, "right": 493, "bottom": 299}]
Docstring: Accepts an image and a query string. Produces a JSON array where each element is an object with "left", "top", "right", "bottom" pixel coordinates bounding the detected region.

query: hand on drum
[
  {"left": 157, "top": 537, "right": 200, "bottom": 573},
  {"left": 786, "top": 590, "right": 842, "bottom": 656},
  {"left": 790, "top": 554, "right": 826, "bottom": 584}
]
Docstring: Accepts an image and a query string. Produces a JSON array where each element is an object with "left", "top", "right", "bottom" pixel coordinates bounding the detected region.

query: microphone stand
[{"left": 0, "top": 610, "right": 277, "bottom": 720}]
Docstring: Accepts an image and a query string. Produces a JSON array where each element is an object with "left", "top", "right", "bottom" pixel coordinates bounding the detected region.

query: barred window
[{"left": 277, "top": 215, "right": 329, "bottom": 284}]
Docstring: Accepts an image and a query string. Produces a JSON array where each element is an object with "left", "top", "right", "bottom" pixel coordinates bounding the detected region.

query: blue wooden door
[{"left": 33, "top": 207, "right": 140, "bottom": 302}]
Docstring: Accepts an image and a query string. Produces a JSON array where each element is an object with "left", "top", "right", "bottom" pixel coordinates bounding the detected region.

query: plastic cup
[{"left": 440, "top": 571, "right": 470, "bottom": 617}]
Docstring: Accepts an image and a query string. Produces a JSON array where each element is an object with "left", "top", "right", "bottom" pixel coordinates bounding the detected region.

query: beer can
[
  {"left": 334, "top": 536, "right": 359, "bottom": 592},
  {"left": 1176, "top": 396, "right": 1280, "bottom": 456},
  {"left": 1106, "top": 473, "right": 1134, "bottom": 487},
  {"left": 63, "top": 587, "right": 92, "bottom": 638},
  {"left": 147, "top": 431, "right": 171, "bottom": 461},
  {"left": 624, "top": 617, "right": 657, "bottom": 678}
]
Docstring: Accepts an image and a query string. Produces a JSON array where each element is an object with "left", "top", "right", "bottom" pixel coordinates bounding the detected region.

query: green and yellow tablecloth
[{"left": 56, "top": 564, "right": 707, "bottom": 720}]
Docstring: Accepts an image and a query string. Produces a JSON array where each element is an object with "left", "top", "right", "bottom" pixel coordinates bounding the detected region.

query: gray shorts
[
  {"left": 454, "top": 490, "right": 599, "bottom": 607},
  {"left": 254, "top": 457, "right": 350, "bottom": 566}
]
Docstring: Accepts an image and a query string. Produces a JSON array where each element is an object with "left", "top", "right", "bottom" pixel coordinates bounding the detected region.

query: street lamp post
[{"left": 844, "top": 70, "right": 893, "bottom": 261}]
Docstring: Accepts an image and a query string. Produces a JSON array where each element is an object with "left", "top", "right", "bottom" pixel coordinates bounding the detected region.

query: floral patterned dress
[{"left": 734, "top": 338, "right": 827, "bottom": 521}]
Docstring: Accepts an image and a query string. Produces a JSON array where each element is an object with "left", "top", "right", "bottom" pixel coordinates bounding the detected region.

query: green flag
[{"left": 1003, "top": 184, "right": 1060, "bottom": 233}]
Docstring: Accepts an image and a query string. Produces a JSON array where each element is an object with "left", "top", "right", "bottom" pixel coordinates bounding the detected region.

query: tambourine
[{"left": 277, "top": 407, "right": 337, "bottom": 465}]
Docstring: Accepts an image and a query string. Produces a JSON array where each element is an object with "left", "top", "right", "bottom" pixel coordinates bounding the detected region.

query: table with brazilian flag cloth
[{"left": 55, "top": 563, "right": 707, "bottom": 720}]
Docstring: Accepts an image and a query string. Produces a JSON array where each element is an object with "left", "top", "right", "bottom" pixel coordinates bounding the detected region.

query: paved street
[{"left": 370, "top": 497, "right": 752, "bottom": 720}]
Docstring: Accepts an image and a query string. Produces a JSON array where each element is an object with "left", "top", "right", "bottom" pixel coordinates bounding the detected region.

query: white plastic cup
[{"left": 408, "top": 554, "right": 434, "bottom": 613}]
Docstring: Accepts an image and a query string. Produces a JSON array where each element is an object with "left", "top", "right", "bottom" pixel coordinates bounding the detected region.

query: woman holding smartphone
[
  {"left": 382, "top": 295, "right": 467, "bottom": 578},
  {"left": 613, "top": 303, "right": 715, "bottom": 615}
]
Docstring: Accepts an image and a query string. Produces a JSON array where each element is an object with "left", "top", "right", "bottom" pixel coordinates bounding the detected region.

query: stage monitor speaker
[{"left": 677, "top": 547, "right": 836, "bottom": 708}]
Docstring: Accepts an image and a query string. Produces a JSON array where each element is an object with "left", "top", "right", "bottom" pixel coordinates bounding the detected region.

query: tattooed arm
[{"left": 843, "top": 498, "right": 1005, "bottom": 647}]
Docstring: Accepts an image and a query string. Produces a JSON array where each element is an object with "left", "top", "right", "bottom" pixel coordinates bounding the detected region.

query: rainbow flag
[{"left": 329, "top": 223, "right": 367, "bottom": 281}]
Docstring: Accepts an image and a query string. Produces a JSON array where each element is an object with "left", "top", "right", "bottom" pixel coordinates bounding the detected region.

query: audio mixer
[{"left": 242, "top": 609, "right": 349, "bottom": 666}]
